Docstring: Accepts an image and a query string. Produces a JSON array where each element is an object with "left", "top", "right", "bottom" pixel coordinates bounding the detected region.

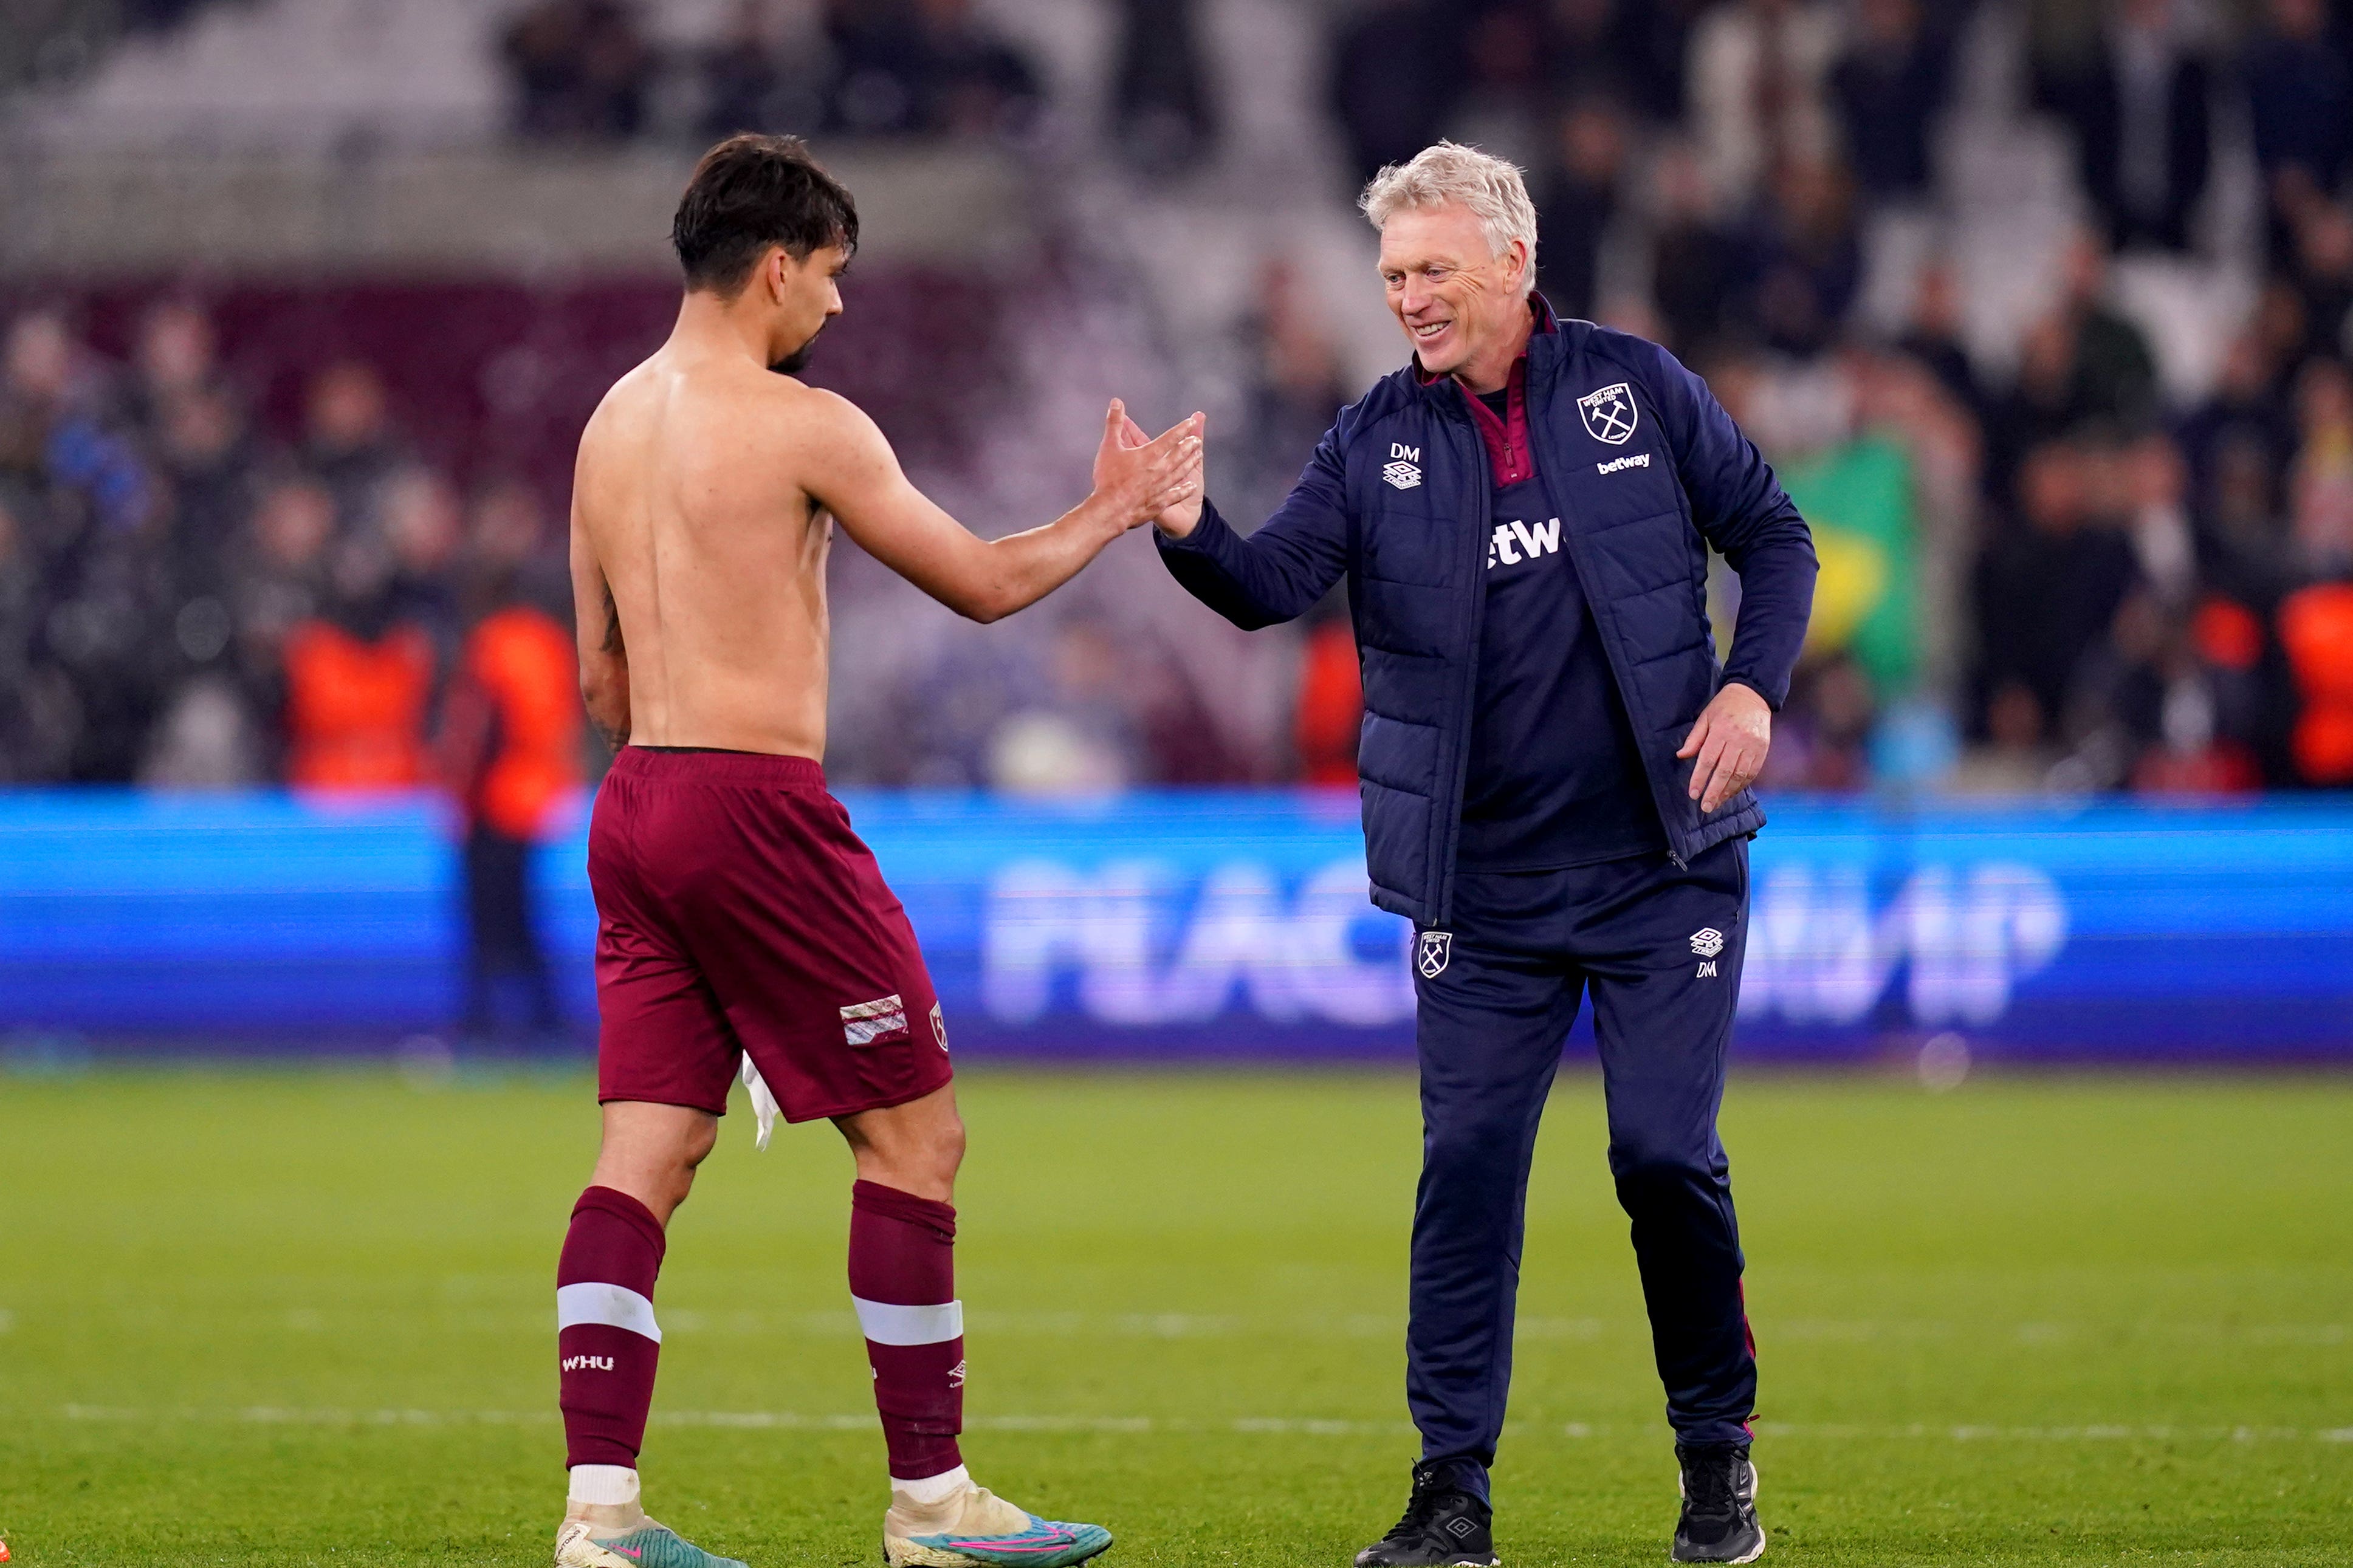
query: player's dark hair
[{"left": 671, "top": 134, "right": 859, "bottom": 296}]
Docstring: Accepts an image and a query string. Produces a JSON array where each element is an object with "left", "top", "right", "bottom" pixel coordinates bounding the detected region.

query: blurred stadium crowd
[{"left": 4, "top": 0, "right": 2353, "bottom": 798}]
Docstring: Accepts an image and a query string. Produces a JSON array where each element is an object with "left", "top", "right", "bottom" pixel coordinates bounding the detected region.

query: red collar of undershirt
[{"left": 1414, "top": 296, "right": 1554, "bottom": 486}]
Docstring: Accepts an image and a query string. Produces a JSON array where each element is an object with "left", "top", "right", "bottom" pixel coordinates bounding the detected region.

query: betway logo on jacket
[{"left": 1487, "top": 516, "right": 1561, "bottom": 570}]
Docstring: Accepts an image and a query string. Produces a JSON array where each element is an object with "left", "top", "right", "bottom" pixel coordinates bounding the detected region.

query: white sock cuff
[
  {"left": 891, "top": 1464, "right": 970, "bottom": 1507},
  {"left": 568, "top": 1464, "right": 641, "bottom": 1507}
]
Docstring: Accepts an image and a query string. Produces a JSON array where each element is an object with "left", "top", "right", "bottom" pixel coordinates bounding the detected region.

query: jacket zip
[
  {"left": 1521, "top": 349, "right": 1694, "bottom": 867},
  {"left": 1434, "top": 397, "right": 1494, "bottom": 927}
]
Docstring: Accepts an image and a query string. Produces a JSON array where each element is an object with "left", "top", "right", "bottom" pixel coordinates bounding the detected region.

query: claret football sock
[
  {"left": 848, "top": 1179, "right": 966, "bottom": 1482},
  {"left": 557, "top": 1185, "right": 667, "bottom": 1471}
]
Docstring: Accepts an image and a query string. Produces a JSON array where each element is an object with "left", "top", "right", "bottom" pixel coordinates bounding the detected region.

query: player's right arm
[
  {"left": 802, "top": 391, "right": 1201, "bottom": 623},
  {"left": 569, "top": 498, "right": 631, "bottom": 751}
]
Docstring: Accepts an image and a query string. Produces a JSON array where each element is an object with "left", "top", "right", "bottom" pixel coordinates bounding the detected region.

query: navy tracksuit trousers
[{"left": 1408, "top": 837, "right": 1756, "bottom": 1491}]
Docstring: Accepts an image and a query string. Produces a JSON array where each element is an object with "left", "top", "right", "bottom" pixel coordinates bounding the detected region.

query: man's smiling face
[{"left": 1377, "top": 200, "right": 1528, "bottom": 383}]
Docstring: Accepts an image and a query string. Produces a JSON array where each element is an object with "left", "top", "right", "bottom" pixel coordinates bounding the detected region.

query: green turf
[{"left": 1, "top": 1064, "right": 2348, "bottom": 1566}]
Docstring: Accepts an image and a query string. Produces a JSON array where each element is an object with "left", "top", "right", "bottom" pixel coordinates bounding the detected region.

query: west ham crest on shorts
[
  {"left": 1576, "top": 382, "right": 1639, "bottom": 445},
  {"left": 1417, "top": 930, "right": 1453, "bottom": 979}
]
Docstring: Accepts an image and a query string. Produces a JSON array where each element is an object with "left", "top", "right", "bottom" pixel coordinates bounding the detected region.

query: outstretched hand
[
  {"left": 1676, "top": 682, "right": 1773, "bottom": 815},
  {"left": 1093, "top": 399, "right": 1203, "bottom": 531},
  {"left": 1118, "top": 406, "right": 1208, "bottom": 538}
]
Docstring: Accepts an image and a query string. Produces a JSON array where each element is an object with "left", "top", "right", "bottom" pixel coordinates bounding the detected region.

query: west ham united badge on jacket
[{"left": 1576, "top": 382, "right": 1639, "bottom": 445}]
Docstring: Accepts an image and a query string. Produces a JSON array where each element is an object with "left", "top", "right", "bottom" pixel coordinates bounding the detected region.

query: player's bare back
[{"left": 571, "top": 343, "right": 843, "bottom": 759}]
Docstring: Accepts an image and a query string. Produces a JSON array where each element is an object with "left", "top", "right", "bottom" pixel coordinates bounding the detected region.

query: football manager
[{"left": 1142, "top": 142, "right": 1816, "bottom": 1566}]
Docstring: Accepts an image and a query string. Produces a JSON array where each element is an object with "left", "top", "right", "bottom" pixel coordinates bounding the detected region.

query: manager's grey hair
[{"left": 1359, "top": 142, "right": 1539, "bottom": 298}]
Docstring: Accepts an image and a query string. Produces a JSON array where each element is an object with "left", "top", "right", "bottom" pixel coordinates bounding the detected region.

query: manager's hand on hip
[
  {"left": 1677, "top": 682, "right": 1772, "bottom": 815},
  {"left": 1093, "top": 400, "right": 1203, "bottom": 530}
]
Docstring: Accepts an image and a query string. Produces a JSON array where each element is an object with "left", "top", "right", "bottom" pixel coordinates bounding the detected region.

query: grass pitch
[{"left": 1, "top": 1064, "right": 2348, "bottom": 1566}]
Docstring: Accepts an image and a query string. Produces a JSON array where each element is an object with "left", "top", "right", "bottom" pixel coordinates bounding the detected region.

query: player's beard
[{"left": 771, "top": 325, "right": 825, "bottom": 375}]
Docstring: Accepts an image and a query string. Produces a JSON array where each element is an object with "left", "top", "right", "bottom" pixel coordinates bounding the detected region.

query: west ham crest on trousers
[
  {"left": 1417, "top": 930, "right": 1453, "bottom": 978},
  {"left": 1577, "top": 382, "right": 1639, "bottom": 445}
]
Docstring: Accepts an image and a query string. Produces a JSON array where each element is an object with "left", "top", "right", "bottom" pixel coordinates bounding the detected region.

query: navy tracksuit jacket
[{"left": 1158, "top": 298, "right": 1816, "bottom": 1484}]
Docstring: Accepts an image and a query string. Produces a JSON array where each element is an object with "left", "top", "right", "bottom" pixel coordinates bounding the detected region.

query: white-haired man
[{"left": 1136, "top": 143, "right": 1815, "bottom": 1564}]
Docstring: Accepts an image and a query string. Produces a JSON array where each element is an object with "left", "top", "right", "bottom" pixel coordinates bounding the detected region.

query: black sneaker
[
  {"left": 1671, "top": 1443, "right": 1764, "bottom": 1564},
  {"left": 1353, "top": 1461, "right": 1497, "bottom": 1568}
]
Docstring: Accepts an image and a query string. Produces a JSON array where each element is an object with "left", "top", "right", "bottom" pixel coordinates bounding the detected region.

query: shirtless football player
[{"left": 552, "top": 133, "right": 1201, "bottom": 1568}]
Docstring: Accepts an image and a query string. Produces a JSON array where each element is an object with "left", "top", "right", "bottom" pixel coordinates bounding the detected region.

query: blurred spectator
[
  {"left": 2075, "top": 586, "right": 2261, "bottom": 795},
  {"left": 1827, "top": 0, "right": 1955, "bottom": 208},
  {"left": 128, "top": 300, "right": 226, "bottom": 426},
  {"left": 1947, "top": 679, "right": 2059, "bottom": 793},
  {"left": 2197, "top": 430, "right": 2292, "bottom": 600},
  {"left": 2057, "top": 225, "right": 2165, "bottom": 434},
  {"left": 2121, "top": 434, "right": 2198, "bottom": 609},
  {"left": 2177, "top": 326, "right": 2292, "bottom": 550},
  {"left": 140, "top": 676, "right": 264, "bottom": 787},
  {"left": 303, "top": 360, "right": 408, "bottom": 530},
  {"left": 698, "top": 0, "right": 822, "bottom": 139},
  {"left": 1547, "top": 0, "right": 1698, "bottom": 128},
  {"left": 1534, "top": 97, "right": 1632, "bottom": 319},
  {"left": 2, "top": 310, "right": 163, "bottom": 781},
  {"left": 1445, "top": 3, "right": 1555, "bottom": 171},
  {"left": 2287, "top": 355, "right": 2353, "bottom": 573},
  {"left": 1231, "top": 258, "right": 1355, "bottom": 529},
  {"left": 149, "top": 385, "right": 254, "bottom": 602},
  {"left": 1894, "top": 259, "right": 1987, "bottom": 421},
  {"left": 130, "top": 301, "right": 249, "bottom": 614},
  {"left": 986, "top": 620, "right": 1139, "bottom": 793},
  {"left": 236, "top": 474, "right": 334, "bottom": 686},
  {"left": 2287, "top": 198, "right": 2353, "bottom": 360},
  {"left": 1734, "top": 152, "right": 1863, "bottom": 355},
  {"left": 0, "top": 489, "right": 80, "bottom": 782},
  {"left": 504, "top": 0, "right": 653, "bottom": 140},
  {"left": 1759, "top": 652, "right": 1876, "bottom": 789},
  {"left": 2035, "top": 0, "right": 2213, "bottom": 255},
  {"left": 4, "top": 308, "right": 149, "bottom": 538},
  {"left": 1113, "top": 0, "right": 1217, "bottom": 174},
  {"left": 378, "top": 467, "right": 465, "bottom": 659},
  {"left": 1984, "top": 231, "right": 2162, "bottom": 499},
  {"left": 823, "top": 0, "right": 1043, "bottom": 140},
  {"left": 1330, "top": 0, "right": 1458, "bottom": 185},
  {"left": 1974, "top": 441, "right": 2141, "bottom": 742},
  {"left": 1688, "top": 0, "right": 1841, "bottom": 214},
  {"left": 439, "top": 490, "right": 580, "bottom": 1041},
  {"left": 2245, "top": 0, "right": 2352, "bottom": 250},
  {"left": 1646, "top": 140, "right": 1741, "bottom": 359},
  {"left": 2250, "top": 275, "right": 2315, "bottom": 387},
  {"left": 2277, "top": 580, "right": 2353, "bottom": 782},
  {"left": 1294, "top": 599, "right": 1361, "bottom": 786},
  {"left": 1547, "top": 0, "right": 1632, "bottom": 104},
  {"left": 916, "top": 0, "right": 1045, "bottom": 140},
  {"left": 1625, "top": 0, "right": 1708, "bottom": 128},
  {"left": 464, "top": 476, "right": 569, "bottom": 616},
  {"left": 280, "top": 537, "right": 435, "bottom": 792}
]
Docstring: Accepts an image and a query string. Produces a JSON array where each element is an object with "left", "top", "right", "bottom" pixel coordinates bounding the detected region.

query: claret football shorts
[{"left": 587, "top": 747, "right": 953, "bottom": 1122}]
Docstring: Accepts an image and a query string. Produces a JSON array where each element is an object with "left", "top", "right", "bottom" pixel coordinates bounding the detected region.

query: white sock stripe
[
  {"left": 557, "top": 1282, "right": 662, "bottom": 1343},
  {"left": 890, "top": 1463, "right": 970, "bottom": 1506},
  {"left": 567, "top": 1464, "right": 641, "bottom": 1506},
  {"left": 852, "top": 1295, "right": 963, "bottom": 1346}
]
